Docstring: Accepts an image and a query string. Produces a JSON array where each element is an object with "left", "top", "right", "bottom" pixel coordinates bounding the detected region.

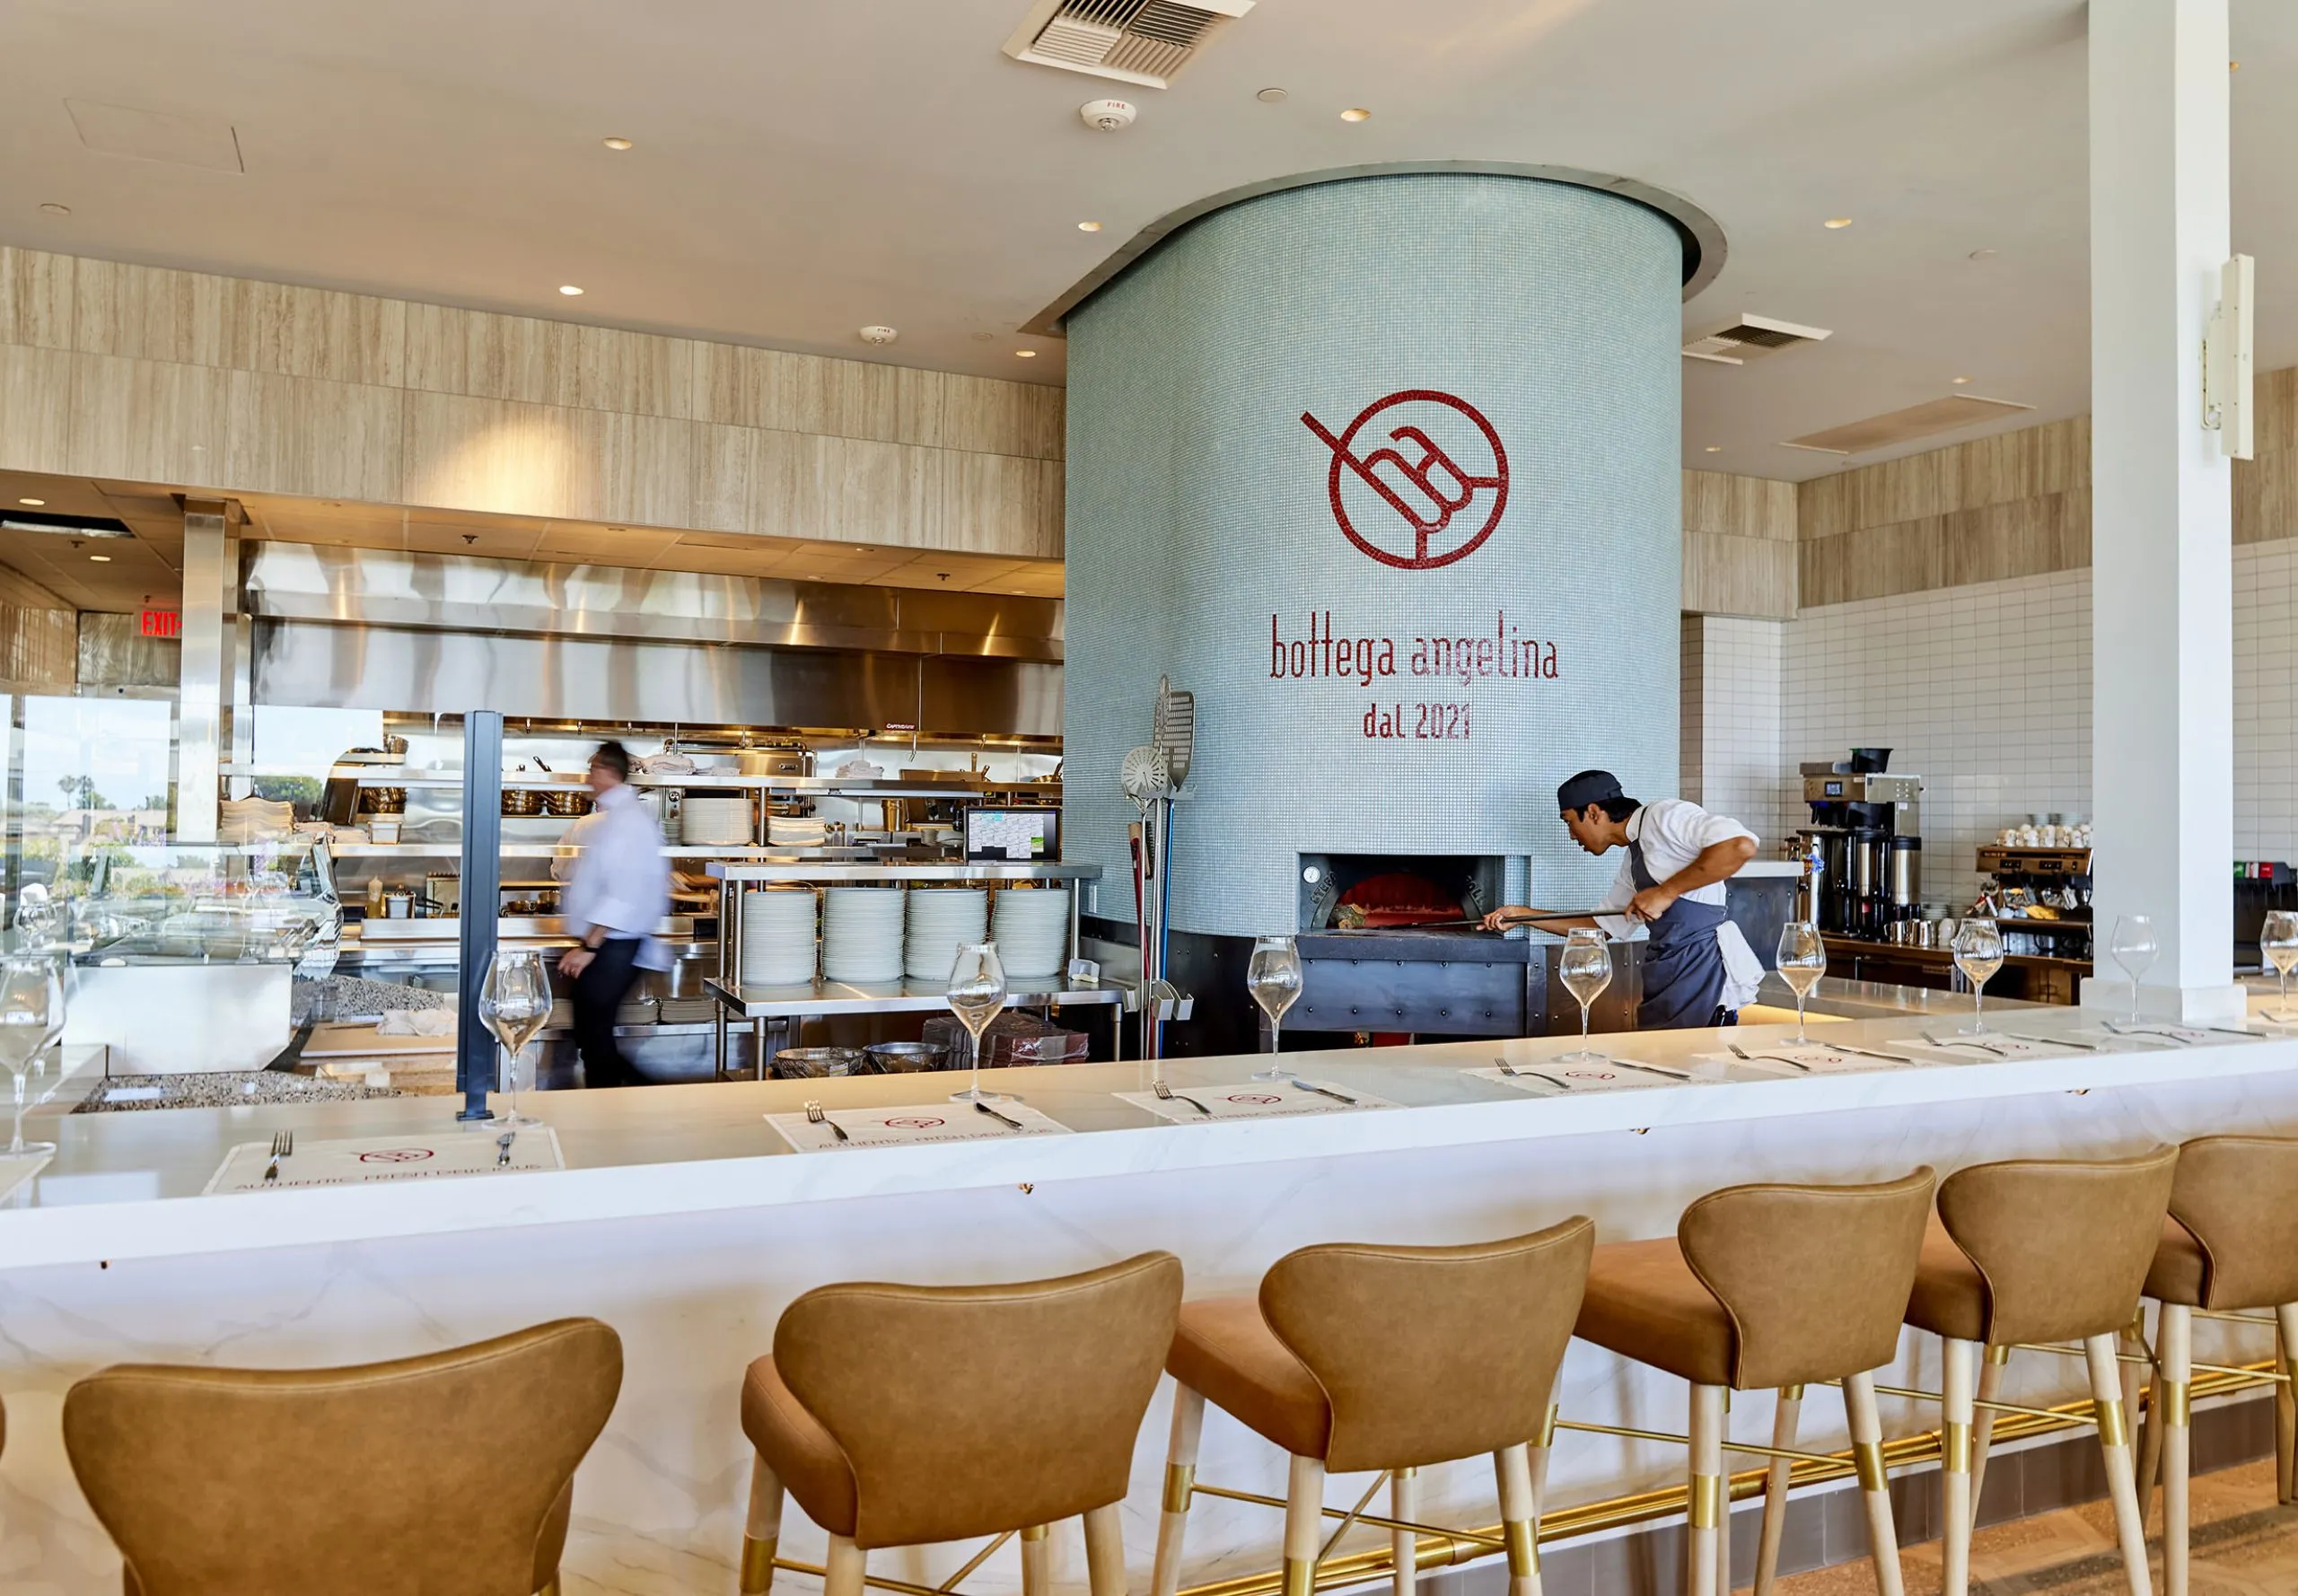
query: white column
[{"left": 2083, "top": 0, "right": 2242, "bottom": 1020}]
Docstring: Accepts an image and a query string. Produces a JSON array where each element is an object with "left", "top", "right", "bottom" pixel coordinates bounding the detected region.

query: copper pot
[
  {"left": 544, "top": 789, "right": 592, "bottom": 818},
  {"left": 501, "top": 789, "right": 544, "bottom": 817}
]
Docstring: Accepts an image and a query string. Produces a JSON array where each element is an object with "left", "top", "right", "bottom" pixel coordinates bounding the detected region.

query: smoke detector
[
  {"left": 857, "top": 326, "right": 899, "bottom": 346},
  {"left": 1682, "top": 313, "right": 1832, "bottom": 366},
  {"left": 1007, "top": 0, "right": 1254, "bottom": 91},
  {"left": 1080, "top": 98, "right": 1136, "bottom": 131}
]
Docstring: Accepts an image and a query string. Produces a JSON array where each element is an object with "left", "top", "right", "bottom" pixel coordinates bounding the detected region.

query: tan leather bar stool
[
  {"left": 1571, "top": 1169, "right": 1934, "bottom": 1596},
  {"left": 738, "top": 1252, "right": 1181, "bottom": 1596},
  {"left": 1902, "top": 1147, "right": 2177, "bottom": 1596},
  {"left": 2143, "top": 1135, "right": 2298, "bottom": 1596},
  {"left": 1152, "top": 1217, "right": 1592, "bottom": 1596},
  {"left": 61, "top": 1316, "right": 622, "bottom": 1596}
]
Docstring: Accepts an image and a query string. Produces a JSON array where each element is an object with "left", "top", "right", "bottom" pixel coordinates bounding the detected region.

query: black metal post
[{"left": 455, "top": 711, "right": 504, "bottom": 1121}]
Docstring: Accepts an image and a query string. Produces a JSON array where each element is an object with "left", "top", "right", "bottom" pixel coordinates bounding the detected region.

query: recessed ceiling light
[
  {"left": 1339, "top": 107, "right": 1372, "bottom": 123},
  {"left": 602, "top": 136, "right": 634, "bottom": 151},
  {"left": 1951, "top": 375, "right": 1973, "bottom": 385},
  {"left": 17, "top": 497, "right": 43, "bottom": 506},
  {"left": 1824, "top": 217, "right": 1853, "bottom": 229},
  {"left": 1015, "top": 349, "right": 1038, "bottom": 358},
  {"left": 39, "top": 203, "right": 69, "bottom": 217},
  {"left": 88, "top": 553, "right": 111, "bottom": 563},
  {"left": 1256, "top": 87, "right": 1289, "bottom": 103},
  {"left": 558, "top": 285, "right": 583, "bottom": 295},
  {"left": 1704, "top": 446, "right": 1722, "bottom": 453},
  {"left": 1077, "top": 220, "right": 1103, "bottom": 232}
]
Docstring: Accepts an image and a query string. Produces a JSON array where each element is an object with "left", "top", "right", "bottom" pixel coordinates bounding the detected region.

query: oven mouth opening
[{"left": 1299, "top": 854, "right": 1504, "bottom": 934}]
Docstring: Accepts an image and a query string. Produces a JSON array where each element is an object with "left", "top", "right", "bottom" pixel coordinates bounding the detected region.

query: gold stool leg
[
  {"left": 1753, "top": 1384, "right": 1802, "bottom": 1596},
  {"left": 1940, "top": 1340, "right": 1977, "bottom": 1596},
  {"left": 741, "top": 1452, "right": 785, "bottom": 1595},
  {"left": 1022, "top": 1524, "right": 1052, "bottom": 1596},
  {"left": 2083, "top": 1333, "right": 2152, "bottom": 1596},
  {"left": 1084, "top": 1505, "right": 1127, "bottom": 1596},
  {"left": 1284, "top": 1454, "right": 1328, "bottom": 1596},
  {"left": 1152, "top": 1384, "right": 1206, "bottom": 1596},
  {"left": 1390, "top": 1466, "right": 1419, "bottom": 1596},
  {"left": 1495, "top": 1443, "right": 1541, "bottom": 1596},
  {"left": 2276, "top": 1305, "right": 2298, "bottom": 1506},
  {"left": 1530, "top": 1402, "right": 1558, "bottom": 1516},
  {"left": 825, "top": 1536, "right": 867, "bottom": 1596},
  {"left": 2158, "top": 1304, "right": 2192, "bottom": 1596},
  {"left": 1843, "top": 1372, "right": 1906, "bottom": 1596},
  {"left": 1969, "top": 1344, "right": 2009, "bottom": 1520},
  {"left": 1687, "top": 1384, "right": 1724, "bottom": 1596}
]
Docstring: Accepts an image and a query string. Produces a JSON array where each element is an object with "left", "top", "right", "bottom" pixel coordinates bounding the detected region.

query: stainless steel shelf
[
  {"left": 346, "top": 767, "right": 1059, "bottom": 800},
  {"left": 708, "top": 862, "right": 1098, "bottom": 884},
  {"left": 706, "top": 976, "right": 1123, "bottom": 1021},
  {"left": 328, "top": 843, "right": 881, "bottom": 862}
]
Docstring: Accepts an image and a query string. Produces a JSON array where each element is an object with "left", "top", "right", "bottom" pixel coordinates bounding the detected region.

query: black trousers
[{"left": 572, "top": 937, "right": 644, "bottom": 1088}]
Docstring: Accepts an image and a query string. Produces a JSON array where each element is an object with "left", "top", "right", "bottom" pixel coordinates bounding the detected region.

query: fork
[
  {"left": 1922, "top": 1030, "right": 2007, "bottom": 1057},
  {"left": 1495, "top": 1057, "right": 1571, "bottom": 1091},
  {"left": 1726, "top": 1041, "right": 1809, "bottom": 1072},
  {"left": 804, "top": 1101, "right": 849, "bottom": 1144},
  {"left": 261, "top": 1130, "right": 292, "bottom": 1184},
  {"left": 1152, "top": 1080, "right": 1213, "bottom": 1117}
]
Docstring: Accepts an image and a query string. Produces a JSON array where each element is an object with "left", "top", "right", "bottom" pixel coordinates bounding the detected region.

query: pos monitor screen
[{"left": 964, "top": 807, "right": 1059, "bottom": 864}]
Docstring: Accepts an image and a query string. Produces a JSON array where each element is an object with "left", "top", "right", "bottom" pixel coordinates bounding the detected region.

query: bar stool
[
  {"left": 1153, "top": 1217, "right": 1593, "bottom": 1596},
  {"left": 62, "top": 1316, "right": 622, "bottom": 1596},
  {"left": 738, "top": 1252, "right": 1182, "bottom": 1596},
  {"left": 1571, "top": 1169, "right": 1935, "bottom": 1596},
  {"left": 2143, "top": 1134, "right": 2298, "bottom": 1596},
  {"left": 1902, "top": 1146, "right": 2178, "bottom": 1596}
]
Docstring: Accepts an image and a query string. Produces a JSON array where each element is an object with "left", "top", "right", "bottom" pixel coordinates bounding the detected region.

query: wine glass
[
  {"left": 0, "top": 956, "right": 63, "bottom": 1162},
  {"left": 478, "top": 947, "right": 551, "bottom": 1127},
  {"left": 946, "top": 942, "right": 1011, "bottom": 1104},
  {"left": 1246, "top": 935, "right": 1303, "bottom": 1081},
  {"left": 13, "top": 882, "right": 58, "bottom": 952},
  {"left": 2109, "top": 914, "right": 2158, "bottom": 1022},
  {"left": 1952, "top": 918, "right": 2005, "bottom": 1034},
  {"left": 2261, "top": 911, "right": 2298, "bottom": 1021},
  {"left": 1558, "top": 929, "right": 1613, "bottom": 1062},
  {"left": 1776, "top": 921, "right": 1827, "bottom": 1044}
]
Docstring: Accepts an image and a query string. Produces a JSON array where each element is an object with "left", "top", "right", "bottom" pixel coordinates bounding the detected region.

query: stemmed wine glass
[
  {"left": 13, "top": 883, "right": 58, "bottom": 952},
  {"left": 2261, "top": 911, "right": 2298, "bottom": 1022},
  {"left": 946, "top": 942, "right": 1011, "bottom": 1104},
  {"left": 478, "top": 948, "right": 551, "bottom": 1128},
  {"left": 1952, "top": 918, "right": 2005, "bottom": 1034},
  {"left": 1558, "top": 929, "right": 1613, "bottom": 1063},
  {"left": 1776, "top": 921, "right": 1827, "bottom": 1044},
  {"left": 2109, "top": 914, "right": 2158, "bottom": 1023},
  {"left": 1246, "top": 935, "right": 1302, "bottom": 1081},
  {"left": 0, "top": 955, "right": 64, "bottom": 1162}
]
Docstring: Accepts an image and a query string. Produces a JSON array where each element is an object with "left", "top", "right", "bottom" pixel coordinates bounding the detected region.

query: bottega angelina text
[{"left": 1267, "top": 610, "right": 1560, "bottom": 688}]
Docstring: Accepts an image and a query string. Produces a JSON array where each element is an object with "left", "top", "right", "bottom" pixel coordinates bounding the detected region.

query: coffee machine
[{"left": 1796, "top": 749, "right": 1925, "bottom": 939}]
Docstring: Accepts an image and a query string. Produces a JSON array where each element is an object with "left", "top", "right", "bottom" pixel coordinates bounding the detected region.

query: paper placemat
[
  {"left": 205, "top": 1127, "right": 565, "bottom": 1194},
  {"left": 0, "top": 1149, "right": 51, "bottom": 1203},
  {"left": 1890, "top": 1032, "right": 2104, "bottom": 1061},
  {"left": 1693, "top": 1042, "right": 1917, "bottom": 1075},
  {"left": 1468, "top": 1057, "right": 1701, "bottom": 1094},
  {"left": 1116, "top": 1079, "right": 1402, "bottom": 1123},
  {"left": 768, "top": 1101, "right": 1072, "bottom": 1151}
]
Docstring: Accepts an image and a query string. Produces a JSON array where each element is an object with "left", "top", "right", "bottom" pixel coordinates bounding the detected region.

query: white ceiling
[{"left": 2, "top": 0, "right": 2293, "bottom": 482}]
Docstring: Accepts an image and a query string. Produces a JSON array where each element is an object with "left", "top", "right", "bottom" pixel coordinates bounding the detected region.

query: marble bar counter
[{"left": 4, "top": 1007, "right": 2298, "bottom": 1594}]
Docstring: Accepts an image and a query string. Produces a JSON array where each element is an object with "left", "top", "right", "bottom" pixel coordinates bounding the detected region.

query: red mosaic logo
[
  {"left": 1302, "top": 390, "right": 1509, "bottom": 570},
  {"left": 357, "top": 1147, "right": 436, "bottom": 1164}
]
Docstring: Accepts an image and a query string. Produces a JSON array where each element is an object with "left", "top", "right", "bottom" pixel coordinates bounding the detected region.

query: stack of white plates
[
  {"left": 740, "top": 889, "right": 819, "bottom": 987},
  {"left": 769, "top": 814, "right": 829, "bottom": 847},
  {"left": 905, "top": 888, "right": 988, "bottom": 983},
  {"left": 993, "top": 888, "right": 1071, "bottom": 978},
  {"left": 681, "top": 794, "right": 752, "bottom": 846},
  {"left": 822, "top": 888, "right": 906, "bottom": 983}
]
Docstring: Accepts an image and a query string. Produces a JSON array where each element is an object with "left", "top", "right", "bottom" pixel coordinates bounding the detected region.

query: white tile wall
[{"left": 1682, "top": 536, "right": 2298, "bottom": 915}]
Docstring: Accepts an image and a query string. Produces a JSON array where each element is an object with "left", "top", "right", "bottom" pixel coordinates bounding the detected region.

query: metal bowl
[
  {"left": 864, "top": 1040, "right": 953, "bottom": 1074},
  {"left": 501, "top": 789, "right": 544, "bottom": 816},
  {"left": 771, "top": 1046, "right": 873, "bottom": 1080},
  {"left": 544, "top": 789, "right": 592, "bottom": 818}
]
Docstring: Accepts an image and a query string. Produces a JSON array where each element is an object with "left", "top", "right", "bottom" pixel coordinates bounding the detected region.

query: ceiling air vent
[
  {"left": 1682, "top": 314, "right": 1832, "bottom": 366},
  {"left": 1004, "top": 0, "right": 1254, "bottom": 90},
  {"left": 1784, "top": 394, "right": 2034, "bottom": 456}
]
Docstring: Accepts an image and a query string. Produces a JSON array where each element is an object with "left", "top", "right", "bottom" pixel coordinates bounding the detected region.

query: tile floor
[{"left": 1775, "top": 1457, "right": 2298, "bottom": 1593}]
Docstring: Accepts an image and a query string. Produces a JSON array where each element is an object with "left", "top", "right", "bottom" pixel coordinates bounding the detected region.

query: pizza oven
[{"left": 1297, "top": 853, "right": 1506, "bottom": 934}]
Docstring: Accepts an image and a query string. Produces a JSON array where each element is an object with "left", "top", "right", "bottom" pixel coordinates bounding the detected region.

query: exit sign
[{"left": 140, "top": 609, "right": 180, "bottom": 638}]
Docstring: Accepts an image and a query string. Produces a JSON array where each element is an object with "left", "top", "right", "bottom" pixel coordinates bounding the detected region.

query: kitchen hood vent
[
  {"left": 1004, "top": 0, "right": 1253, "bottom": 89},
  {"left": 1784, "top": 394, "right": 2034, "bottom": 457},
  {"left": 1682, "top": 314, "right": 1832, "bottom": 366}
]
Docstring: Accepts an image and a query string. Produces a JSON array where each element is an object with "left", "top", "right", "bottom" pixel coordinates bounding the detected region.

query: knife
[
  {"left": 1613, "top": 1059, "right": 1697, "bottom": 1081},
  {"left": 973, "top": 1101, "right": 1026, "bottom": 1131},
  {"left": 1830, "top": 1043, "right": 1917, "bottom": 1064},
  {"left": 2003, "top": 1031, "right": 2101, "bottom": 1051},
  {"left": 1289, "top": 1079, "right": 1362, "bottom": 1106}
]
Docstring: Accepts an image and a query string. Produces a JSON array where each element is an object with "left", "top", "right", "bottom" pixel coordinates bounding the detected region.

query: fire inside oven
[{"left": 1299, "top": 854, "right": 1504, "bottom": 933}]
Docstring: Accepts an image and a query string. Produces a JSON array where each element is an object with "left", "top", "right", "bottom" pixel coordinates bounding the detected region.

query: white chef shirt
[
  {"left": 1592, "top": 798, "right": 1765, "bottom": 1008},
  {"left": 557, "top": 783, "right": 672, "bottom": 971}
]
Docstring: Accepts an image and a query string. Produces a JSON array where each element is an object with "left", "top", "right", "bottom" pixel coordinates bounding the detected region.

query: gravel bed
[
  {"left": 293, "top": 974, "right": 453, "bottom": 1024},
  {"left": 74, "top": 1070, "right": 408, "bottom": 1113}
]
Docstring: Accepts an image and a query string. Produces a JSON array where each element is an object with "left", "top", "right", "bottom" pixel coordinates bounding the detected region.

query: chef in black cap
[{"left": 1480, "top": 769, "right": 1763, "bottom": 1030}]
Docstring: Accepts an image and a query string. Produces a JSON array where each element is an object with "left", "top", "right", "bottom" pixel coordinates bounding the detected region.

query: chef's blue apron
[{"left": 1627, "top": 830, "right": 1731, "bottom": 1030}]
